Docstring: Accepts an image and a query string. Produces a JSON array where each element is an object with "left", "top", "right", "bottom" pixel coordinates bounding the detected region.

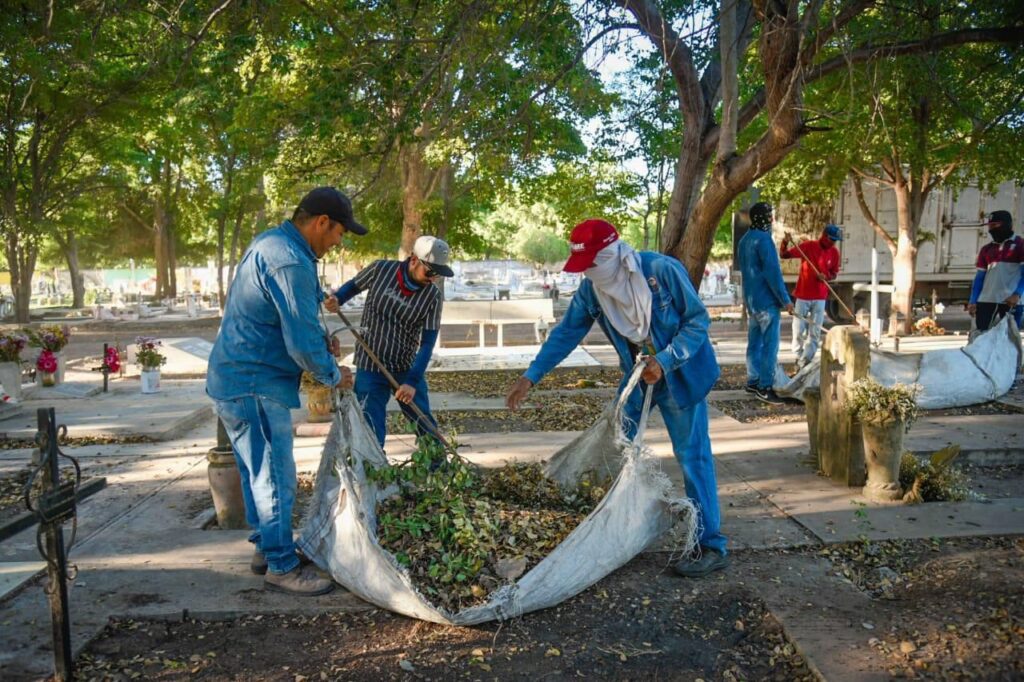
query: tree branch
[{"left": 851, "top": 172, "right": 896, "bottom": 253}]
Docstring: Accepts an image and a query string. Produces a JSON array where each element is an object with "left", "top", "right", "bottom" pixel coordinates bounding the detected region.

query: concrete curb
[
  {"left": 154, "top": 405, "right": 212, "bottom": 441},
  {"left": 0, "top": 476, "right": 107, "bottom": 542}
]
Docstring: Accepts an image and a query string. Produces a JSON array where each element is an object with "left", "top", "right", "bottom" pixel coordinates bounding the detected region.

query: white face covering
[{"left": 585, "top": 240, "right": 652, "bottom": 344}]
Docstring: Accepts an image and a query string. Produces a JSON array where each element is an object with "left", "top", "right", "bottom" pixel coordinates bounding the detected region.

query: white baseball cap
[{"left": 412, "top": 235, "right": 454, "bottom": 277}]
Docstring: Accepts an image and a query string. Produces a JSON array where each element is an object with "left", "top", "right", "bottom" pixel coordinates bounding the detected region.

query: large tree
[
  {"left": 606, "top": 0, "right": 1024, "bottom": 284},
  {"left": 272, "top": 0, "right": 608, "bottom": 257},
  {"left": 758, "top": 1, "right": 1024, "bottom": 332},
  {"left": 0, "top": 1, "right": 234, "bottom": 320}
]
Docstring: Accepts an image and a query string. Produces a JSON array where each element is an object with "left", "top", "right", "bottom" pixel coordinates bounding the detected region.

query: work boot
[
  {"left": 755, "top": 387, "right": 785, "bottom": 405},
  {"left": 264, "top": 565, "right": 335, "bottom": 596},
  {"left": 250, "top": 549, "right": 268, "bottom": 575},
  {"left": 673, "top": 548, "right": 729, "bottom": 578}
]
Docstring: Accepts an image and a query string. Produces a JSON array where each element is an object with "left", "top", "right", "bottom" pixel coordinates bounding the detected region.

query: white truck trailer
[{"left": 774, "top": 179, "right": 1023, "bottom": 322}]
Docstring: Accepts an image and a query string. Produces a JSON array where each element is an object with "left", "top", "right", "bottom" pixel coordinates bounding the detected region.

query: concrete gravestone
[{"left": 816, "top": 326, "right": 871, "bottom": 486}]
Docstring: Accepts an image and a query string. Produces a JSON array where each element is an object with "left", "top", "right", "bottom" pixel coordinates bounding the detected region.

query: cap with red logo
[{"left": 562, "top": 219, "right": 620, "bottom": 272}]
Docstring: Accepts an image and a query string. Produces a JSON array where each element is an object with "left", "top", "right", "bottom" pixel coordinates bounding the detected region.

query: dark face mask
[{"left": 989, "top": 223, "right": 1014, "bottom": 243}]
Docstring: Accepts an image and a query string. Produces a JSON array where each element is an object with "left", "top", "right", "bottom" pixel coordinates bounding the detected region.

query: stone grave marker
[{"left": 817, "top": 325, "right": 870, "bottom": 486}]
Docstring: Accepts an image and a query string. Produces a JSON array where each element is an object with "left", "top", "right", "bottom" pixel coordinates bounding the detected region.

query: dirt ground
[
  {"left": 823, "top": 536, "right": 1024, "bottom": 680},
  {"left": 73, "top": 537, "right": 1024, "bottom": 680},
  {"left": 75, "top": 553, "right": 812, "bottom": 681}
]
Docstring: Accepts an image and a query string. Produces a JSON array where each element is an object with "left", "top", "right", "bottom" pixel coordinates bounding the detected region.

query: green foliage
[
  {"left": 899, "top": 452, "right": 972, "bottom": 503},
  {"left": 845, "top": 378, "right": 920, "bottom": 428},
  {"left": 364, "top": 438, "right": 606, "bottom": 612},
  {"left": 515, "top": 229, "right": 569, "bottom": 267}
]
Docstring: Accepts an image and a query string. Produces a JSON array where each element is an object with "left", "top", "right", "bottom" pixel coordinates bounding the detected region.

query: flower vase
[
  {"left": 140, "top": 368, "right": 161, "bottom": 394},
  {"left": 0, "top": 362, "right": 23, "bottom": 401},
  {"left": 860, "top": 418, "right": 905, "bottom": 502},
  {"left": 40, "top": 371, "right": 57, "bottom": 387}
]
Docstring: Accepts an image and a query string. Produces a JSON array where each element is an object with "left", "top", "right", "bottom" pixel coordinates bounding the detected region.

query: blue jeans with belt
[
  {"left": 213, "top": 395, "right": 299, "bottom": 575},
  {"left": 621, "top": 384, "right": 727, "bottom": 555},
  {"left": 355, "top": 368, "right": 438, "bottom": 449}
]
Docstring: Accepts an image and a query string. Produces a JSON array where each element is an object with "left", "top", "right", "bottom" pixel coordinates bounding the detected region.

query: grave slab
[
  {"left": 126, "top": 336, "right": 212, "bottom": 376},
  {"left": 0, "top": 379, "right": 213, "bottom": 442}
]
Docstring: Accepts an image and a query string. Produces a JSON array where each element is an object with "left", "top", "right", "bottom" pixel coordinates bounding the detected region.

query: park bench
[{"left": 440, "top": 298, "right": 556, "bottom": 347}]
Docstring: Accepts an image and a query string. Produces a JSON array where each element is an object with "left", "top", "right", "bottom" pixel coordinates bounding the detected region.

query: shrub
[{"left": 845, "top": 377, "right": 920, "bottom": 430}]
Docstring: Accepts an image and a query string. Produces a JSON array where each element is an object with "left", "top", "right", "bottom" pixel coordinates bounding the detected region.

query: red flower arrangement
[
  {"left": 37, "top": 349, "right": 58, "bottom": 374},
  {"left": 103, "top": 346, "right": 121, "bottom": 374}
]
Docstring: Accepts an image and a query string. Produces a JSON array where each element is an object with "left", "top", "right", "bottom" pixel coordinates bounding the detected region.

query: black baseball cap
[{"left": 297, "top": 187, "right": 368, "bottom": 235}]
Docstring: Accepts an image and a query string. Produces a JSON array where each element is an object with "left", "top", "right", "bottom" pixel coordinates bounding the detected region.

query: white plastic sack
[
  {"left": 297, "top": 364, "right": 697, "bottom": 625},
  {"left": 776, "top": 316, "right": 1022, "bottom": 408}
]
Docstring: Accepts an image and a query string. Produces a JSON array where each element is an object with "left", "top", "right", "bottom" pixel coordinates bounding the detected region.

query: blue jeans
[
  {"left": 746, "top": 306, "right": 781, "bottom": 389},
  {"left": 621, "top": 384, "right": 727, "bottom": 555},
  {"left": 792, "top": 298, "right": 826, "bottom": 363},
  {"left": 355, "top": 369, "right": 438, "bottom": 449},
  {"left": 213, "top": 396, "right": 299, "bottom": 575}
]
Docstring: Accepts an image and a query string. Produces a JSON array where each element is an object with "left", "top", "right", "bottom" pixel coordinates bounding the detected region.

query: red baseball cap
[{"left": 563, "top": 219, "right": 619, "bottom": 272}]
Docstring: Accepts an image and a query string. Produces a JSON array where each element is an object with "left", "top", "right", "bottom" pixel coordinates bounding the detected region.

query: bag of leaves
[{"left": 297, "top": 363, "right": 696, "bottom": 625}]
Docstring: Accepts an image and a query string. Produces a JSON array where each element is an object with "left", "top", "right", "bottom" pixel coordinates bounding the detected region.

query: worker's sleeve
[
  {"left": 333, "top": 279, "right": 361, "bottom": 306},
  {"left": 266, "top": 264, "right": 341, "bottom": 388},
  {"left": 333, "top": 261, "right": 379, "bottom": 304},
  {"left": 653, "top": 260, "right": 712, "bottom": 374},
  {"left": 406, "top": 328, "right": 439, "bottom": 385},
  {"left": 523, "top": 287, "right": 596, "bottom": 385},
  {"left": 969, "top": 270, "right": 985, "bottom": 304}
]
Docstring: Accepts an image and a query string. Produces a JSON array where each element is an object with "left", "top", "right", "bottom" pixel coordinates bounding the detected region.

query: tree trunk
[
  {"left": 227, "top": 207, "right": 244, "bottom": 291},
  {"left": 153, "top": 198, "right": 169, "bottom": 300},
  {"left": 62, "top": 232, "right": 85, "bottom": 308},
  {"left": 14, "top": 273, "right": 32, "bottom": 323},
  {"left": 216, "top": 208, "right": 227, "bottom": 308},
  {"left": 399, "top": 142, "right": 428, "bottom": 258},
  {"left": 891, "top": 180, "right": 921, "bottom": 336},
  {"left": 4, "top": 228, "right": 39, "bottom": 323},
  {"left": 167, "top": 227, "right": 178, "bottom": 299}
]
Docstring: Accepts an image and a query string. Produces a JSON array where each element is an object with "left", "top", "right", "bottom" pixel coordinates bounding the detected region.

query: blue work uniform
[
  {"left": 523, "top": 252, "right": 726, "bottom": 555},
  {"left": 737, "top": 229, "right": 791, "bottom": 389}
]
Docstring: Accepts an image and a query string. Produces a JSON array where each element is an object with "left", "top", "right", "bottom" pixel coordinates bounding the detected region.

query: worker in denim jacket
[
  {"left": 737, "top": 202, "right": 793, "bottom": 404},
  {"left": 506, "top": 219, "right": 728, "bottom": 578},
  {"left": 207, "top": 187, "right": 366, "bottom": 596}
]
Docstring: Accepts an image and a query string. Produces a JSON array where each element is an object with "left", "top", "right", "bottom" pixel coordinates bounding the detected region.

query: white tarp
[
  {"left": 297, "top": 364, "right": 696, "bottom": 625},
  {"left": 776, "top": 316, "right": 1022, "bottom": 408}
]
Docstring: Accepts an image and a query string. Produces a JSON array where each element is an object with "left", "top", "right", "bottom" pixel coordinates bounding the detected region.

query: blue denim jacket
[
  {"left": 207, "top": 220, "right": 341, "bottom": 408},
  {"left": 737, "top": 229, "right": 791, "bottom": 312},
  {"left": 524, "top": 252, "right": 719, "bottom": 408}
]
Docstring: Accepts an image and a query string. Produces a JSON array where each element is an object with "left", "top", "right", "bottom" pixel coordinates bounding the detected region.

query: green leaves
[{"left": 366, "top": 441, "right": 607, "bottom": 612}]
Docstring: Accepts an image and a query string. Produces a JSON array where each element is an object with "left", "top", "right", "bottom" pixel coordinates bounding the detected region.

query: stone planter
[
  {"left": 207, "top": 448, "right": 247, "bottom": 529},
  {"left": 306, "top": 384, "right": 333, "bottom": 423},
  {"left": 860, "top": 418, "right": 905, "bottom": 502},
  {"left": 140, "top": 368, "right": 161, "bottom": 393},
  {"left": 0, "top": 361, "right": 23, "bottom": 401},
  {"left": 804, "top": 387, "right": 821, "bottom": 468}
]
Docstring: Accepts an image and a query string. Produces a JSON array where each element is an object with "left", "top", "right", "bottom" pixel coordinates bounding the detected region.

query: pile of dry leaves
[{"left": 367, "top": 441, "right": 607, "bottom": 612}]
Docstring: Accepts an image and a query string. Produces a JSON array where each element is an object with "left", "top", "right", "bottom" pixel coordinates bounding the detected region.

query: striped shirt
[{"left": 350, "top": 260, "right": 442, "bottom": 373}]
